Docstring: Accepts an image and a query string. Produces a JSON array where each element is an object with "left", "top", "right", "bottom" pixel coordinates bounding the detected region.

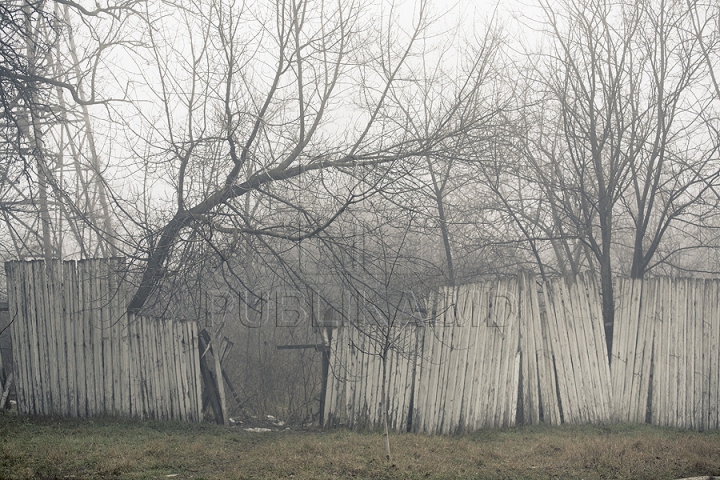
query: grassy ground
[{"left": 1, "top": 413, "right": 719, "bottom": 479}]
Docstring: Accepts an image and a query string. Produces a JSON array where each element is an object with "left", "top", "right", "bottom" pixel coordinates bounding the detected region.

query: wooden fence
[
  {"left": 613, "top": 277, "right": 720, "bottom": 430},
  {"left": 5, "top": 259, "right": 202, "bottom": 421},
  {"left": 324, "top": 325, "right": 418, "bottom": 431},
  {"left": 324, "top": 273, "right": 719, "bottom": 433}
]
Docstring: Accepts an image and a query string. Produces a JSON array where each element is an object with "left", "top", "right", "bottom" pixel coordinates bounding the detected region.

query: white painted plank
[
  {"left": 323, "top": 326, "right": 339, "bottom": 426},
  {"left": 708, "top": 279, "right": 720, "bottom": 429},
  {"left": 175, "top": 321, "right": 189, "bottom": 421},
  {"left": 470, "top": 285, "right": 491, "bottom": 430},
  {"left": 426, "top": 292, "right": 448, "bottom": 433},
  {"left": 457, "top": 285, "right": 476, "bottom": 430},
  {"left": 692, "top": 279, "right": 703, "bottom": 429},
  {"left": 651, "top": 277, "right": 664, "bottom": 426},
  {"left": 557, "top": 279, "right": 587, "bottom": 423},
  {"left": 667, "top": 279, "right": 684, "bottom": 427},
  {"left": 352, "top": 325, "right": 366, "bottom": 427},
  {"left": 385, "top": 332, "right": 397, "bottom": 430},
  {"left": 617, "top": 276, "right": 632, "bottom": 423},
  {"left": 63, "top": 261, "right": 78, "bottom": 417},
  {"left": 347, "top": 322, "right": 360, "bottom": 425},
  {"left": 442, "top": 288, "right": 464, "bottom": 433},
  {"left": 29, "top": 262, "right": 46, "bottom": 414},
  {"left": 562, "top": 278, "right": 588, "bottom": 423},
  {"left": 462, "top": 286, "right": 483, "bottom": 430},
  {"left": 75, "top": 262, "right": 88, "bottom": 417},
  {"left": 446, "top": 288, "right": 468, "bottom": 432},
  {"left": 118, "top": 276, "right": 132, "bottom": 417},
  {"left": 501, "top": 278, "right": 520, "bottom": 427},
  {"left": 613, "top": 279, "right": 642, "bottom": 422},
  {"left": 107, "top": 260, "right": 122, "bottom": 416},
  {"left": 336, "top": 301, "right": 350, "bottom": 425},
  {"left": 366, "top": 328, "right": 379, "bottom": 428},
  {"left": 14, "top": 263, "right": 33, "bottom": 415},
  {"left": 38, "top": 261, "right": 55, "bottom": 414},
  {"left": 701, "top": 280, "right": 711, "bottom": 429},
  {"left": 137, "top": 316, "right": 151, "bottom": 418},
  {"left": 510, "top": 350, "right": 521, "bottom": 427},
  {"left": 638, "top": 278, "right": 657, "bottom": 424},
  {"left": 127, "top": 314, "right": 140, "bottom": 418},
  {"left": 165, "top": 321, "right": 179, "bottom": 420},
  {"left": 702, "top": 280, "right": 712, "bottom": 428},
  {"left": 144, "top": 317, "right": 156, "bottom": 419},
  {"left": 477, "top": 282, "right": 499, "bottom": 428},
  {"left": 48, "top": 260, "right": 65, "bottom": 415},
  {"left": 632, "top": 278, "right": 651, "bottom": 424},
  {"left": 492, "top": 280, "right": 511, "bottom": 427},
  {"left": 488, "top": 280, "right": 507, "bottom": 428},
  {"left": 500, "top": 278, "right": 518, "bottom": 426},
  {"left": 135, "top": 315, "right": 149, "bottom": 418},
  {"left": 576, "top": 273, "right": 608, "bottom": 423},
  {"left": 610, "top": 277, "right": 627, "bottom": 421},
  {"left": 369, "top": 328, "right": 383, "bottom": 428},
  {"left": 529, "top": 274, "right": 559, "bottom": 425},
  {"left": 517, "top": 276, "right": 534, "bottom": 424},
  {"left": 157, "top": 319, "right": 170, "bottom": 420},
  {"left": 167, "top": 321, "right": 181, "bottom": 421},
  {"left": 409, "top": 325, "right": 424, "bottom": 432},
  {"left": 6, "top": 263, "right": 27, "bottom": 414},
  {"left": 403, "top": 327, "right": 419, "bottom": 431},
  {"left": 92, "top": 260, "right": 106, "bottom": 415},
  {"left": 566, "top": 278, "right": 587, "bottom": 422},
  {"left": 178, "top": 322, "right": 194, "bottom": 421},
  {"left": 189, "top": 321, "right": 203, "bottom": 422},
  {"left": 542, "top": 280, "right": 572, "bottom": 423},
  {"left": 580, "top": 274, "right": 608, "bottom": 422},
  {"left": 413, "top": 323, "right": 432, "bottom": 433},
  {"left": 661, "top": 276, "right": 674, "bottom": 426},
  {"left": 683, "top": 279, "right": 694, "bottom": 428},
  {"left": 587, "top": 273, "right": 612, "bottom": 421},
  {"left": 390, "top": 329, "right": 404, "bottom": 430},
  {"left": 324, "top": 326, "right": 341, "bottom": 425},
  {"left": 79, "top": 261, "right": 93, "bottom": 416},
  {"left": 659, "top": 277, "right": 671, "bottom": 426},
  {"left": 435, "top": 289, "right": 454, "bottom": 434}
]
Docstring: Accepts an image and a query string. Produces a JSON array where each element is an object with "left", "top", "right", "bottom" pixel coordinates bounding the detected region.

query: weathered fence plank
[
  {"left": 460, "top": 287, "right": 480, "bottom": 431},
  {"left": 544, "top": 280, "right": 577, "bottom": 423},
  {"left": 518, "top": 276, "right": 537, "bottom": 424},
  {"left": 637, "top": 278, "right": 655, "bottom": 424},
  {"left": 705, "top": 281, "right": 720, "bottom": 429}
]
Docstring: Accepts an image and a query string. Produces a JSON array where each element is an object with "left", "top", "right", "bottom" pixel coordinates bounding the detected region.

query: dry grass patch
[{"left": 0, "top": 415, "right": 719, "bottom": 478}]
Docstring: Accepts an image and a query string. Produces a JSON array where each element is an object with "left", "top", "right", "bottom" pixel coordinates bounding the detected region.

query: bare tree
[
  {"left": 119, "top": 0, "right": 496, "bottom": 315},
  {"left": 0, "top": 1, "right": 138, "bottom": 261},
  {"left": 514, "top": 0, "right": 720, "bottom": 349},
  {"left": 315, "top": 199, "right": 430, "bottom": 459}
]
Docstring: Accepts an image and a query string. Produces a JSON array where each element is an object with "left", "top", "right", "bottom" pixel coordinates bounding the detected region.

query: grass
[{"left": 0, "top": 413, "right": 719, "bottom": 479}]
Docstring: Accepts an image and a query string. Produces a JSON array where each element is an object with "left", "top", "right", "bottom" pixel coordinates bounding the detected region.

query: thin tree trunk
[
  {"left": 24, "top": 3, "right": 55, "bottom": 262},
  {"left": 62, "top": 3, "right": 116, "bottom": 255},
  {"left": 599, "top": 223, "right": 614, "bottom": 359},
  {"left": 435, "top": 196, "right": 455, "bottom": 287}
]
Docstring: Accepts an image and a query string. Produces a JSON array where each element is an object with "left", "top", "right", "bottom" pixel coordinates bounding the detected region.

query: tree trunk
[
  {"left": 599, "top": 218, "right": 614, "bottom": 359},
  {"left": 435, "top": 196, "right": 455, "bottom": 287}
]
